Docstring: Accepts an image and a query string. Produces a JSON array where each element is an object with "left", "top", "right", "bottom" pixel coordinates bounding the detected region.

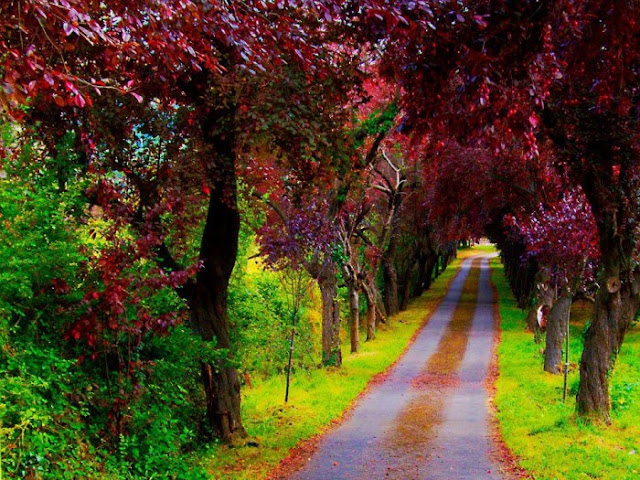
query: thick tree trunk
[
  {"left": 400, "top": 280, "right": 411, "bottom": 311},
  {"left": 188, "top": 104, "right": 246, "bottom": 442},
  {"left": 524, "top": 307, "right": 538, "bottom": 334},
  {"left": 318, "top": 264, "right": 342, "bottom": 367},
  {"left": 442, "top": 243, "right": 456, "bottom": 269},
  {"left": 525, "top": 274, "right": 554, "bottom": 341},
  {"left": 544, "top": 293, "right": 572, "bottom": 374},
  {"left": 189, "top": 188, "right": 247, "bottom": 442},
  {"left": 412, "top": 254, "right": 427, "bottom": 297},
  {"left": 425, "top": 254, "right": 437, "bottom": 289},
  {"left": 348, "top": 285, "right": 360, "bottom": 353},
  {"left": 374, "top": 284, "right": 387, "bottom": 326},
  {"left": 382, "top": 257, "right": 399, "bottom": 317},
  {"left": 576, "top": 157, "right": 640, "bottom": 419},
  {"left": 576, "top": 255, "right": 639, "bottom": 419}
]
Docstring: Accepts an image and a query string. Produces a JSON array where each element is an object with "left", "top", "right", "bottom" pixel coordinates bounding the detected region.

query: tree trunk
[
  {"left": 425, "top": 254, "right": 437, "bottom": 289},
  {"left": 189, "top": 188, "right": 247, "bottom": 442},
  {"left": 544, "top": 292, "right": 572, "bottom": 374},
  {"left": 188, "top": 104, "right": 246, "bottom": 442},
  {"left": 399, "top": 260, "right": 415, "bottom": 311},
  {"left": 576, "top": 253, "right": 640, "bottom": 419},
  {"left": 525, "top": 274, "right": 554, "bottom": 341},
  {"left": 375, "top": 289, "right": 387, "bottom": 326},
  {"left": 318, "top": 264, "right": 342, "bottom": 367},
  {"left": 363, "top": 284, "right": 376, "bottom": 341},
  {"left": 412, "top": 254, "right": 427, "bottom": 297},
  {"left": 382, "top": 257, "right": 399, "bottom": 317},
  {"left": 576, "top": 157, "right": 640, "bottom": 419},
  {"left": 442, "top": 243, "right": 456, "bottom": 269},
  {"left": 348, "top": 285, "right": 360, "bottom": 353}
]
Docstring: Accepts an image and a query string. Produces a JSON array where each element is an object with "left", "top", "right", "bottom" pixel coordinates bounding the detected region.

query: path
[{"left": 288, "top": 255, "right": 507, "bottom": 480}]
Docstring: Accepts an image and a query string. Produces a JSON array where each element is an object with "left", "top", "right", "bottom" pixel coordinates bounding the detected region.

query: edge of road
[{"left": 486, "top": 255, "right": 531, "bottom": 480}]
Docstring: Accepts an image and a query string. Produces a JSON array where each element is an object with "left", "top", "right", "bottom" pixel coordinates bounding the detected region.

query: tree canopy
[{"left": 1, "top": 0, "right": 640, "bottom": 477}]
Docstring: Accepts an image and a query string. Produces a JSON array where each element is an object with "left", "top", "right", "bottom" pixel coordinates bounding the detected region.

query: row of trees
[
  {"left": 363, "top": 0, "right": 640, "bottom": 420},
  {"left": 1, "top": 2, "right": 458, "bottom": 475},
  {"left": 2, "top": 1, "right": 638, "bottom": 475}
]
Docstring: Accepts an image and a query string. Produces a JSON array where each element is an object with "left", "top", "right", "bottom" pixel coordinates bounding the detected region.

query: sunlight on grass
[
  {"left": 491, "top": 257, "right": 640, "bottom": 480},
  {"left": 199, "top": 247, "right": 490, "bottom": 479}
]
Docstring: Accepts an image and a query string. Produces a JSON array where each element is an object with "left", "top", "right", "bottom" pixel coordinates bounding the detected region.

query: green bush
[
  {"left": 0, "top": 130, "right": 209, "bottom": 478},
  {"left": 228, "top": 265, "right": 317, "bottom": 378}
]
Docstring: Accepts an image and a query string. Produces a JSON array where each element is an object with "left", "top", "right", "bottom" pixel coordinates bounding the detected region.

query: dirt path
[{"left": 287, "top": 255, "right": 508, "bottom": 480}]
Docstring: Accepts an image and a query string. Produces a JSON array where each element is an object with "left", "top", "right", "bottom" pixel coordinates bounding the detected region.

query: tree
[
  {"left": 257, "top": 192, "right": 344, "bottom": 366},
  {"left": 2, "top": 0, "right": 364, "bottom": 442},
  {"left": 507, "top": 190, "right": 600, "bottom": 373}
]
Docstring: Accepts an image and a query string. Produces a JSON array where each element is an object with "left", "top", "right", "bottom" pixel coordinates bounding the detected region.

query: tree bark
[
  {"left": 544, "top": 292, "right": 572, "bottom": 374},
  {"left": 576, "top": 251, "right": 640, "bottom": 419},
  {"left": 363, "top": 283, "right": 376, "bottom": 341},
  {"left": 317, "top": 264, "right": 342, "bottom": 367},
  {"left": 412, "top": 254, "right": 427, "bottom": 297},
  {"left": 399, "top": 259, "right": 415, "bottom": 311},
  {"left": 425, "top": 254, "right": 438, "bottom": 289},
  {"left": 189, "top": 187, "right": 247, "bottom": 442},
  {"left": 188, "top": 104, "right": 247, "bottom": 442},
  {"left": 348, "top": 285, "right": 360, "bottom": 353},
  {"left": 575, "top": 151, "right": 640, "bottom": 419},
  {"left": 382, "top": 256, "right": 400, "bottom": 317},
  {"left": 525, "top": 273, "right": 554, "bottom": 341}
]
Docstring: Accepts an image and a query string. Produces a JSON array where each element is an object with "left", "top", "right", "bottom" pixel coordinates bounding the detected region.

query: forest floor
[{"left": 281, "top": 254, "right": 514, "bottom": 479}]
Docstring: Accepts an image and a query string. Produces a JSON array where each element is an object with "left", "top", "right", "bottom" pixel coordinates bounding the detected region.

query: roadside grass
[
  {"left": 491, "top": 257, "right": 640, "bottom": 480},
  {"left": 199, "top": 248, "right": 483, "bottom": 479}
]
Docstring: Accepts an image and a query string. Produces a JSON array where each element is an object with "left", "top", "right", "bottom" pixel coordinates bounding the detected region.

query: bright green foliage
[
  {"left": 356, "top": 103, "right": 398, "bottom": 136},
  {"left": 228, "top": 263, "right": 317, "bottom": 377},
  {"left": 491, "top": 257, "right": 640, "bottom": 480},
  {"left": 0, "top": 129, "right": 95, "bottom": 477},
  {"left": 102, "top": 325, "right": 211, "bottom": 480},
  {"left": 228, "top": 204, "right": 318, "bottom": 378},
  {"left": 0, "top": 130, "right": 209, "bottom": 479},
  {"left": 0, "top": 342, "right": 98, "bottom": 478}
]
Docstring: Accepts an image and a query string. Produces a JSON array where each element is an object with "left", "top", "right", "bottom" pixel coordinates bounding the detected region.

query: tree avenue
[
  {"left": 358, "top": 0, "right": 640, "bottom": 420},
  {"left": 1, "top": 0, "right": 639, "bottom": 478}
]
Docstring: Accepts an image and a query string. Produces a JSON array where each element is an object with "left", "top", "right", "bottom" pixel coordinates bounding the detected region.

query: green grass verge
[
  {"left": 198, "top": 249, "right": 483, "bottom": 479},
  {"left": 491, "top": 257, "right": 640, "bottom": 480}
]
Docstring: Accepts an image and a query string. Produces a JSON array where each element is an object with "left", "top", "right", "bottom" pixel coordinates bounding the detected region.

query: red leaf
[
  {"left": 53, "top": 95, "right": 66, "bottom": 107},
  {"left": 74, "top": 93, "right": 86, "bottom": 107}
]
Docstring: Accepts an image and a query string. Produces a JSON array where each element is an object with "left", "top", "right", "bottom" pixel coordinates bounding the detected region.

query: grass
[
  {"left": 490, "top": 257, "right": 640, "bottom": 480},
  {"left": 198, "top": 248, "right": 485, "bottom": 479}
]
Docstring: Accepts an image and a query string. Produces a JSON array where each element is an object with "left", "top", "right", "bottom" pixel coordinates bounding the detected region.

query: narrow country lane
[{"left": 287, "top": 255, "right": 507, "bottom": 480}]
